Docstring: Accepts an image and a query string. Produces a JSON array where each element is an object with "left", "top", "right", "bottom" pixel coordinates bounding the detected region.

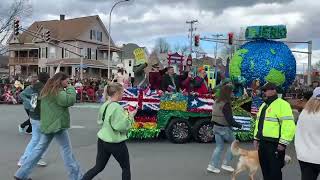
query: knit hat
[
  {"left": 312, "top": 87, "right": 320, "bottom": 99},
  {"left": 198, "top": 67, "right": 205, "bottom": 72}
]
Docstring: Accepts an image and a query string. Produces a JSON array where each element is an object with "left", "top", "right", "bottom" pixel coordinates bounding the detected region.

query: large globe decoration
[{"left": 229, "top": 39, "right": 296, "bottom": 90}]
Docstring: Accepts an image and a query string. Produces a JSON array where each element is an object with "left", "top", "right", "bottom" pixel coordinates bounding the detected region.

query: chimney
[{"left": 60, "top": 14, "right": 65, "bottom": 21}]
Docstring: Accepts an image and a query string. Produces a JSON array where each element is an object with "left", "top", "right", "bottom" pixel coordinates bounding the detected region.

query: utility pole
[
  {"left": 212, "top": 34, "right": 223, "bottom": 86},
  {"left": 308, "top": 40, "right": 312, "bottom": 86},
  {"left": 186, "top": 20, "right": 198, "bottom": 54}
]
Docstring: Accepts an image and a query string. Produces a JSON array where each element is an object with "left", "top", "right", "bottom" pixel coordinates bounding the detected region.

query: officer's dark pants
[{"left": 258, "top": 140, "right": 285, "bottom": 180}]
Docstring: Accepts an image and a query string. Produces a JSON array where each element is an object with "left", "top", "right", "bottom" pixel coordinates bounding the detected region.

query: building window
[
  {"left": 97, "top": 31, "right": 102, "bottom": 42},
  {"left": 129, "top": 73, "right": 131, "bottom": 77},
  {"left": 64, "top": 48, "right": 70, "bottom": 58},
  {"left": 92, "top": 30, "right": 96, "bottom": 40},
  {"left": 41, "top": 47, "right": 46, "bottom": 58},
  {"left": 49, "top": 47, "right": 56, "bottom": 59},
  {"left": 90, "top": 30, "right": 93, "bottom": 40},
  {"left": 129, "top": 60, "right": 132, "bottom": 67},
  {"left": 87, "top": 48, "right": 91, "bottom": 59},
  {"left": 91, "top": 49, "right": 95, "bottom": 60}
]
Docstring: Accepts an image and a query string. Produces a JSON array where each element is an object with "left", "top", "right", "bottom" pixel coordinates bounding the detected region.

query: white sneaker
[
  {"left": 37, "top": 159, "right": 47, "bottom": 166},
  {"left": 17, "top": 159, "right": 47, "bottom": 167},
  {"left": 207, "top": 164, "right": 221, "bottom": 173},
  {"left": 221, "top": 164, "right": 234, "bottom": 172},
  {"left": 18, "top": 125, "right": 25, "bottom": 134}
]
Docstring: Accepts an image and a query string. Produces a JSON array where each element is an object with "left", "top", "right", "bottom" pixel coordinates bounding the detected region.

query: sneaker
[
  {"left": 221, "top": 164, "right": 234, "bottom": 172},
  {"left": 37, "top": 159, "right": 47, "bottom": 167},
  {"left": 207, "top": 164, "right": 220, "bottom": 173},
  {"left": 18, "top": 125, "right": 25, "bottom": 133},
  {"left": 17, "top": 161, "right": 22, "bottom": 167}
]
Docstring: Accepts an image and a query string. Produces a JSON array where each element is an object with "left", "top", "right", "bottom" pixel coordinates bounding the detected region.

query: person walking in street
[
  {"left": 18, "top": 76, "right": 38, "bottom": 135},
  {"left": 14, "top": 72, "right": 82, "bottom": 180},
  {"left": 253, "top": 82, "right": 296, "bottom": 180},
  {"left": 17, "top": 72, "right": 50, "bottom": 167},
  {"left": 207, "top": 82, "right": 242, "bottom": 174},
  {"left": 295, "top": 87, "right": 320, "bottom": 180},
  {"left": 82, "top": 82, "right": 136, "bottom": 180}
]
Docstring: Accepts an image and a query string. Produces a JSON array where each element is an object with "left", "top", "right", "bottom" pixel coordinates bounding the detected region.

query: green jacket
[
  {"left": 40, "top": 86, "right": 76, "bottom": 134},
  {"left": 97, "top": 101, "right": 133, "bottom": 143}
]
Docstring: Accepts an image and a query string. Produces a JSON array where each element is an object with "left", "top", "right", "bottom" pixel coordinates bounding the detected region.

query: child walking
[{"left": 82, "top": 82, "right": 136, "bottom": 180}]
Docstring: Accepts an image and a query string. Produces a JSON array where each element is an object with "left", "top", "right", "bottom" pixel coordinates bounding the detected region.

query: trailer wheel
[
  {"left": 193, "top": 119, "right": 214, "bottom": 143},
  {"left": 165, "top": 118, "right": 192, "bottom": 144}
]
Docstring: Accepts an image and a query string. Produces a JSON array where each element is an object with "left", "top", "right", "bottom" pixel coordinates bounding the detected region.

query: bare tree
[
  {"left": 173, "top": 43, "right": 189, "bottom": 56},
  {"left": 153, "top": 38, "right": 171, "bottom": 54},
  {"left": 0, "top": 0, "right": 32, "bottom": 54}
]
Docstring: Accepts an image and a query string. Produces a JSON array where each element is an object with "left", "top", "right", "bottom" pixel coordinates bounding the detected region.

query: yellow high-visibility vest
[{"left": 254, "top": 98, "right": 296, "bottom": 145}]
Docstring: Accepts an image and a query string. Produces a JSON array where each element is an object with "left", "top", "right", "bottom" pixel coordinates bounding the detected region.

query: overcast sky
[{"left": 1, "top": 0, "right": 320, "bottom": 72}]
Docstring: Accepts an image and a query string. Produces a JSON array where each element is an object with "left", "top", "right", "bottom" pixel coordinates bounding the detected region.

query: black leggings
[
  {"left": 20, "top": 109, "right": 32, "bottom": 133},
  {"left": 299, "top": 160, "right": 320, "bottom": 180},
  {"left": 82, "top": 139, "right": 131, "bottom": 180}
]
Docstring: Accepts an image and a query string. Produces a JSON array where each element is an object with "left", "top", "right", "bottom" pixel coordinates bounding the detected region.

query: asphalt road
[{"left": 0, "top": 104, "right": 306, "bottom": 180}]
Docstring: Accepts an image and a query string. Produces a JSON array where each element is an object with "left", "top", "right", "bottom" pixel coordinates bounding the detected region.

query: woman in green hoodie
[
  {"left": 15, "top": 72, "right": 82, "bottom": 180},
  {"left": 82, "top": 82, "right": 136, "bottom": 180}
]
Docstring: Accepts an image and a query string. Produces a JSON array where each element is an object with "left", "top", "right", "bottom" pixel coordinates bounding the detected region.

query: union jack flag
[
  {"left": 188, "top": 95, "right": 214, "bottom": 112},
  {"left": 120, "top": 88, "right": 160, "bottom": 111}
]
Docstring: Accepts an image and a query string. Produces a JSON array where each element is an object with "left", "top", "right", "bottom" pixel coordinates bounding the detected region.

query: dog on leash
[{"left": 230, "top": 140, "right": 292, "bottom": 180}]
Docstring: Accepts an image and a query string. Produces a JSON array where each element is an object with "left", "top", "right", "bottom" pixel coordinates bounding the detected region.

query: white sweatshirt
[{"left": 295, "top": 109, "right": 320, "bottom": 164}]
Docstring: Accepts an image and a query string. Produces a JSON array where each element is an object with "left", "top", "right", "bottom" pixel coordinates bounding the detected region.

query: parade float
[{"left": 121, "top": 25, "right": 296, "bottom": 144}]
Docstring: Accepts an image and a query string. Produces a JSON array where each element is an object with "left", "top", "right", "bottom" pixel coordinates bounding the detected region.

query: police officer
[{"left": 253, "top": 82, "right": 296, "bottom": 180}]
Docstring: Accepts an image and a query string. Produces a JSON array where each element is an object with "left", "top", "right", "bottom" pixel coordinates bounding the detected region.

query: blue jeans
[
  {"left": 18, "top": 119, "right": 46, "bottom": 165},
  {"left": 210, "top": 125, "right": 235, "bottom": 168},
  {"left": 15, "top": 129, "right": 82, "bottom": 180}
]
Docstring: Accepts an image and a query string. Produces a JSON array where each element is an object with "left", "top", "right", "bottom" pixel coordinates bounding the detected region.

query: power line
[{"left": 186, "top": 19, "right": 198, "bottom": 54}]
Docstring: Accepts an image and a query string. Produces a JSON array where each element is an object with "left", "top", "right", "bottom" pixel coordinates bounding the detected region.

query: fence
[{"left": 0, "top": 84, "right": 104, "bottom": 104}]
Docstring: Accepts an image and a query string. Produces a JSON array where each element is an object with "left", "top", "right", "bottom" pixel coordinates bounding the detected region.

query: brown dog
[{"left": 230, "top": 140, "right": 291, "bottom": 180}]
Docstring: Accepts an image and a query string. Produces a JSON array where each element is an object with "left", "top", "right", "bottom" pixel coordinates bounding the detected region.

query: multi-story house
[
  {"left": 7, "top": 15, "right": 121, "bottom": 79},
  {"left": 118, "top": 43, "right": 148, "bottom": 78}
]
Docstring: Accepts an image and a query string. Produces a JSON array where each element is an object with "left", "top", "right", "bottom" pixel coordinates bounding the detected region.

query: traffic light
[
  {"left": 14, "top": 19, "right": 20, "bottom": 36},
  {"left": 45, "top": 30, "right": 51, "bottom": 41},
  {"left": 228, "top": 32, "right": 234, "bottom": 45},
  {"left": 194, "top": 35, "right": 200, "bottom": 47}
]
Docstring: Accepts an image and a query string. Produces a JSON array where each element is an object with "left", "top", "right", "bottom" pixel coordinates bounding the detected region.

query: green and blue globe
[{"left": 230, "top": 40, "right": 296, "bottom": 90}]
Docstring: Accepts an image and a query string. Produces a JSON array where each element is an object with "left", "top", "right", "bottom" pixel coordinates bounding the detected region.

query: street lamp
[{"left": 107, "top": 0, "right": 130, "bottom": 79}]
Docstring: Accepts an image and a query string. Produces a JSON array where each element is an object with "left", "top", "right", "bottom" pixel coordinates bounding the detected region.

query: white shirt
[
  {"left": 75, "top": 82, "right": 83, "bottom": 88},
  {"left": 295, "top": 109, "right": 320, "bottom": 164}
]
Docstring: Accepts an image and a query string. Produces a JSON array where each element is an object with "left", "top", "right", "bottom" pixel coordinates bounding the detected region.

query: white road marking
[{"left": 71, "top": 125, "right": 85, "bottom": 129}]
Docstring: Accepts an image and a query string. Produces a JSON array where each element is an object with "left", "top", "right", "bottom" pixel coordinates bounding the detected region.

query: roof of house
[
  {"left": 16, "top": 15, "right": 115, "bottom": 46},
  {"left": 193, "top": 56, "right": 224, "bottom": 67},
  {"left": 119, "top": 43, "right": 143, "bottom": 60}
]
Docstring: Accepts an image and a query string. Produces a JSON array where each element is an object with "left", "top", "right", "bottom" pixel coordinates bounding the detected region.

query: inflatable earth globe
[{"left": 229, "top": 39, "right": 296, "bottom": 90}]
